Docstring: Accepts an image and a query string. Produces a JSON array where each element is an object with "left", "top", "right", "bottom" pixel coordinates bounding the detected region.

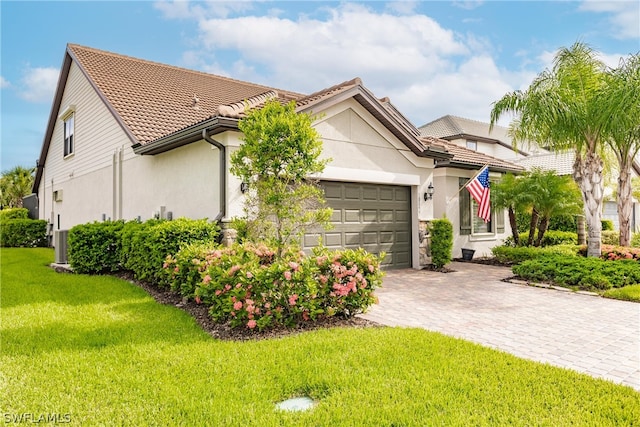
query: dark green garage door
[{"left": 303, "top": 181, "right": 411, "bottom": 269}]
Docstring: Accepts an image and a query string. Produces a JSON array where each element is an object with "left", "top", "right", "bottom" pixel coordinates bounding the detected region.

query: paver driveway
[{"left": 360, "top": 261, "right": 640, "bottom": 391}]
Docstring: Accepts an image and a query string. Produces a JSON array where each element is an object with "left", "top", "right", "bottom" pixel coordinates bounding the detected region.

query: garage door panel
[{"left": 303, "top": 181, "right": 411, "bottom": 269}]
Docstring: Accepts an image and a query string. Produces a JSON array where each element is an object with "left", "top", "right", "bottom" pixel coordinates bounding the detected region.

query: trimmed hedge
[
  {"left": 121, "top": 218, "right": 219, "bottom": 286},
  {"left": 68, "top": 221, "right": 126, "bottom": 274},
  {"left": 491, "top": 244, "right": 581, "bottom": 265},
  {"left": 0, "top": 219, "right": 47, "bottom": 247},
  {"left": 512, "top": 255, "right": 640, "bottom": 290},
  {"left": 601, "top": 230, "right": 619, "bottom": 245},
  {"left": 429, "top": 218, "right": 453, "bottom": 268},
  {"left": 601, "top": 219, "right": 614, "bottom": 231},
  {"left": 0, "top": 208, "right": 29, "bottom": 221},
  {"left": 504, "top": 230, "right": 577, "bottom": 247}
]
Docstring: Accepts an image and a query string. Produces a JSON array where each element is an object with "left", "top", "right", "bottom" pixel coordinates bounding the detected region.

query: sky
[{"left": 1, "top": 0, "right": 639, "bottom": 171}]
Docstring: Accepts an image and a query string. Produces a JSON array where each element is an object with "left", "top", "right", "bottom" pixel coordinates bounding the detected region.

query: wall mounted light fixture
[
  {"left": 240, "top": 182, "right": 249, "bottom": 193},
  {"left": 424, "top": 182, "right": 434, "bottom": 201}
]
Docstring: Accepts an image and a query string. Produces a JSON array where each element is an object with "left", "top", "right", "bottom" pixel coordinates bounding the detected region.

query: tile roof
[
  {"left": 419, "top": 114, "right": 512, "bottom": 142},
  {"left": 68, "top": 44, "right": 303, "bottom": 144},
  {"left": 513, "top": 151, "right": 575, "bottom": 175},
  {"left": 422, "top": 136, "right": 524, "bottom": 173}
]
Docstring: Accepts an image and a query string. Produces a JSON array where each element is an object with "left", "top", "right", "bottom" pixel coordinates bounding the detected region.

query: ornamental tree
[{"left": 230, "top": 99, "right": 332, "bottom": 255}]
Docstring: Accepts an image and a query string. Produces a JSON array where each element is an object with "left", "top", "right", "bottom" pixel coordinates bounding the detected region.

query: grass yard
[{"left": 2, "top": 248, "right": 639, "bottom": 426}]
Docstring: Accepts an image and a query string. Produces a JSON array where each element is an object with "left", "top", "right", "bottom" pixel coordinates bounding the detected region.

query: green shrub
[
  {"left": 548, "top": 214, "right": 577, "bottom": 232},
  {"left": 123, "top": 218, "right": 219, "bottom": 286},
  {"left": 173, "top": 242, "right": 384, "bottom": 330},
  {"left": 68, "top": 221, "right": 126, "bottom": 274},
  {"left": 601, "top": 219, "right": 614, "bottom": 231},
  {"left": 512, "top": 255, "right": 640, "bottom": 290},
  {"left": 601, "top": 230, "right": 620, "bottom": 245},
  {"left": 162, "top": 241, "right": 221, "bottom": 298},
  {"left": 0, "top": 219, "right": 47, "bottom": 247},
  {"left": 0, "top": 208, "right": 29, "bottom": 221},
  {"left": 429, "top": 219, "right": 453, "bottom": 268},
  {"left": 632, "top": 232, "right": 640, "bottom": 248},
  {"left": 491, "top": 244, "right": 580, "bottom": 265},
  {"left": 504, "top": 230, "right": 577, "bottom": 247}
]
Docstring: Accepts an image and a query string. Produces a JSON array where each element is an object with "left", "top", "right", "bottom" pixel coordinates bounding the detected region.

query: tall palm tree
[
  {"left": 599, "top": 54, "right": 640, "bottom": 246},
  {"left": 0, "top": 166, "right": 35, "bottom": 208},
  {"left": 490, "top": 42, "right": 608, "bottom": 257}
]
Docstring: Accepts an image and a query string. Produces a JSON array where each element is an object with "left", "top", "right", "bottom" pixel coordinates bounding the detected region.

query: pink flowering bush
[
  {"left": 166, "top": 242, "right": 384, "bottom": 331},
  {"left": 577, "top": 244, "right": 640, "bottom": 261}
]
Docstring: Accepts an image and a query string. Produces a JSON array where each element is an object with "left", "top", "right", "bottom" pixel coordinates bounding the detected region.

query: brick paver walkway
[{"left": 361, "top": 261, "right": 640, "bottom": 391}]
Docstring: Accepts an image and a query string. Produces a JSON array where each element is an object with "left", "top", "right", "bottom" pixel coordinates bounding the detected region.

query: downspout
[{"left": 201, "top": 129, "right": 226, "bottom": 221}]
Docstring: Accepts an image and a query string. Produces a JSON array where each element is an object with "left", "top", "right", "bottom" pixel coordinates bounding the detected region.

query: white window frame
[
  {"left": 466, "top": 140, "right": 477, "bottom": 151},
  {"left": 59, "top": 105, "right": 76, "bottom": 158}
]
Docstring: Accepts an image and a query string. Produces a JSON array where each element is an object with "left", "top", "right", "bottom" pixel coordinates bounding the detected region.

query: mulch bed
[{"left": 114, "top": 272, "right": 380, "bottom": 341}]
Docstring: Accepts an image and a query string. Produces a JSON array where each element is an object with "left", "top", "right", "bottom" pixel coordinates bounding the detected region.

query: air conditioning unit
[{"left": 54, "top": 230, "right": 69, "bottom": 264}]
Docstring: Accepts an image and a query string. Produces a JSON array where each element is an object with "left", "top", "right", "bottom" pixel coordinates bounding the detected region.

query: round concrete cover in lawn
[{"left": 275, "top": 396, "right": 315, "bottom": 411}]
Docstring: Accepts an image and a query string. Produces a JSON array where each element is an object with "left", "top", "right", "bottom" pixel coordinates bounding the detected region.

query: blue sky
[{"left": 1, "top": 1, "right": 639, "bottom": 171}]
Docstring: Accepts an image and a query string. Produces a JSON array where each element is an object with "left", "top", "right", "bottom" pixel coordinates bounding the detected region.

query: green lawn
[{"left": 2, "top": 248, "right": 639, "bottom": 426}]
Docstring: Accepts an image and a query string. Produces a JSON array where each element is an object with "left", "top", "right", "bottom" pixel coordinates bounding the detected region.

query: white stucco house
[{"left": 33, "top": 44, "right": 523, "bottom": 269}]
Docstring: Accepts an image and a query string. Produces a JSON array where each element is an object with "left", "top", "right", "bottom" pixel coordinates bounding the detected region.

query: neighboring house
[
  {"left": 420, "top": 115, "right": 640, "bottom": 232},
  {"left": 33, "top": 44, "right": 522, "bottom": 269}
]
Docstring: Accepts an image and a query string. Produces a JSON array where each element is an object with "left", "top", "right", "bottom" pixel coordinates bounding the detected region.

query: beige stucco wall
[
  {"left": 38, "top": 62, "right": 221, "bottom": 230},
  {"left": 433, "top": 168, "right": 510, "bottom": 258}
]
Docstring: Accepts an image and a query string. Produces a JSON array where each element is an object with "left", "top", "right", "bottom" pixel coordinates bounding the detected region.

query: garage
[{"left": 303, "top": 181, "right": 412, "bottom": 269}]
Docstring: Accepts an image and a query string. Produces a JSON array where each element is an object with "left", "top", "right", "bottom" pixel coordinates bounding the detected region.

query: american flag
[{"left": 465, "top": 166, "right": 491, "bottom": 223}]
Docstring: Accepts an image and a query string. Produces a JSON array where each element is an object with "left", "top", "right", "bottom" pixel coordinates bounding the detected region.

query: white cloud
[
  {"left": 579, "top": 0, "right": 640, "bottom": 40},
  {"left": 154, "top": 0, "right": 254, "bottom": 20},
  {"left": 452, "top": 1, "right": 484, "bottom": 11},
  {"left": 196, "top": 4, "right": 468, "bottom": 91},
  {"left": 19, "top": 67, "right": 59, "bottom": 103},
  {"left": 0, "top": 76, "right": 10, "bottom": 89},
  {"left": 385, "top": 1, "right": 419, "bottom": 15}
]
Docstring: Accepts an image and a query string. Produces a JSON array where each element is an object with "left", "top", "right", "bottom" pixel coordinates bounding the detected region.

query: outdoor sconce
[
  {"left": 424, "top": 182, "right": 434, "bottom": 201},
  {"left": 240, "top": 182, "right": 249, "bottom": 193}
]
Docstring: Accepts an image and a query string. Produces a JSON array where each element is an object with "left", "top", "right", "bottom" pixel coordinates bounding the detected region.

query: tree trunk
[
  {"left": 617, "top": 159, "right": 633, "bottom": 247},
  {"left": 576, "top": 215, "right": 586, "bottom": 245},
  {"left": 527, "top": 208, "right": 539, "bottom": 246},
  {"left": 508, "top": 207, "right": 519, "bottom": 246},
  {"left": 535, "top": 216, "right": 550, "bottom": 247},
  {"left": 573, "top": 151, "right": 603, "bottom": 257}
]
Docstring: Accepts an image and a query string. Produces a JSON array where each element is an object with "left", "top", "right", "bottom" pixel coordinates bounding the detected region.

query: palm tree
[
  {"left": 526, "top": 170, "right": 583, "bottom": 247},
  {"left": 0, "top": 166, "right": 35, "bottom": 208},
  {"left": 492, "top": 173, "right": 527, "bottom": 246},
  {"left": 490, "top": 42, "right": 608, "bottom": 257},
  {"left": 599, "top": 54, "right": 640, "bottom": 246}
]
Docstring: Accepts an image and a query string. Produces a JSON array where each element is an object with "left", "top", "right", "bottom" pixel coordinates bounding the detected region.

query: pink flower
[
  {"left": 203, "top": 275, "right": 212, "bottom": 284},
  {"left": 233, "top": 301, "right": 243, "bottom": 310},
  {"left": 284, "top": 271, "right": 292, "bottom": 281},
  {"left": 195, "top": 295, "right": 201, "bottom": 304},
  {"left": 174, "top": 267, "right": 179, "bottom": 273},
  {"left": 368, "top": 264, "right": 374, "bottom": 273},
  {"left": 302, "top": 311, "right": 310, "bottom": 321},
  {"left": 247, "top": 320, "right": 257, "bottom": 329},
  {"left": 215, "top": 290, "right": 222, "bottom": 296},
  {"left": 289, "top": 294, "right": 298, "bottom": 305},
  {"left": 319, "top": 274, "right": 328, "bottom": 284},
  {"left": 163, "top": 262, "right": 169, "bottom": 269},
  {"left": 289, "top": 262, "right": 301, "bottom": 272},
  {"left": 225, "top": 284, "right": 232, "bottom": 291},
  {"left": 246, "top": 272, "right": 254, "bottom": 279},
  {"left": 236, "top": 283, "right": 242, "bottom": 289},
  {"left": 228, "top": 265, "right": 241, "bottom": 276}
]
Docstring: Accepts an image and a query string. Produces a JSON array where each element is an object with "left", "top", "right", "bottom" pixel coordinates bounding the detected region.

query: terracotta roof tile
[{"left": 68, "top": 44, "right": 304, "bottom": 144}]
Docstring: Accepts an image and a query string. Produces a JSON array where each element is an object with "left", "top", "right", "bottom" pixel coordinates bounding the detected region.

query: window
[
  {"left": 466, "top": 140, "right": 477, "bottom": 151},
  {"left": 459, "top": 177, "right": 505, "bottom": 235},
  {"left": 64, "top": 114, "right": 74, "bottom": 157}
]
